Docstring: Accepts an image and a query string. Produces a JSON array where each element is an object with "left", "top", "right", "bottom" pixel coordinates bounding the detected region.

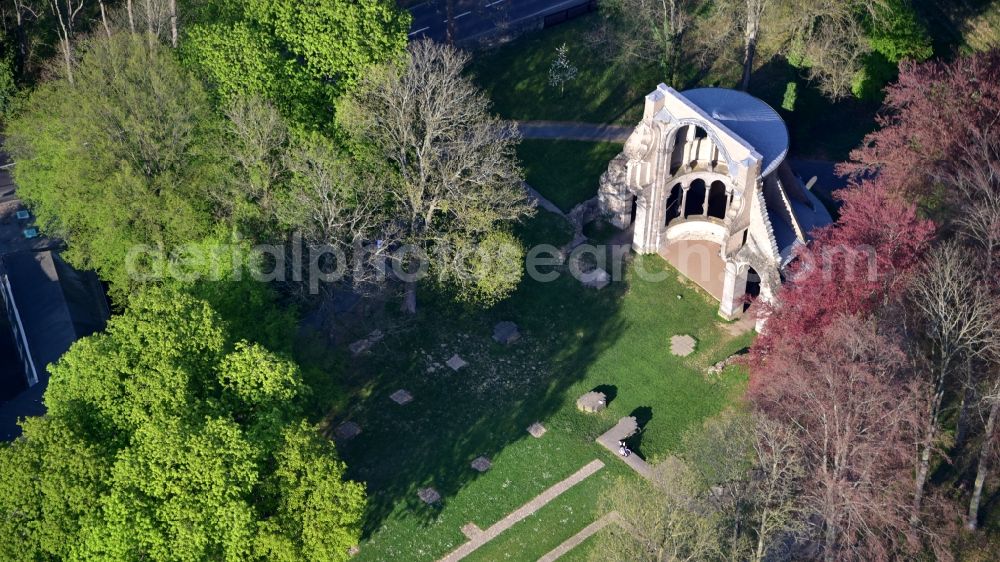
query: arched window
[
  {"left": 685, "top": 179, "right": 706, "bottom": 217},
  {"left": 669, "top": 125, "right": 689, "bottom": 176},
  {"left": 665, "top": 183, "right": 682, "bottom": 224},
  {"left": 707, "top": 181, "right": 728, "bottom": 219}
]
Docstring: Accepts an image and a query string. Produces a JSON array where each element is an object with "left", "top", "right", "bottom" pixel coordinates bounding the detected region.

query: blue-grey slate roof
[{"left": 682, "top": 88, "right": 790, "bottom": 177}]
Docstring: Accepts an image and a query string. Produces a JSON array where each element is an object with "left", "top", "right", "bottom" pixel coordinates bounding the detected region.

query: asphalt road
[{"left": 407, "top": 0, "right": 592, "bottom": 42}]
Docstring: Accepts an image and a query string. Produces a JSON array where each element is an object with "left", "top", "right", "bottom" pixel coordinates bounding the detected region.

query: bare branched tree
[
  {"left": 339, "top": 39, "right": 532, "bottom": 313},
  {"left": 223, "top": 96, "right": 290, "bottom": 225},
  {"left": 275, "top": 134, "right": 393, "bottom": 319},
  {"left": 599, "top": 459, "right": 724, "bottom": 562},
  {"left": 748, "top": 415, "right": 804, "bottom": 562},
  {"left": 969, "top": 361, "right": 1000, "bottom": 530},
  {"left": 598, "top": 0, "right": 706, "bottom": 86},
  {"left": 49, "top": 0, "right": 85, "bottom": 83},
  {"left": 908, "top": 241, "right": 998, "bottom": 519}
]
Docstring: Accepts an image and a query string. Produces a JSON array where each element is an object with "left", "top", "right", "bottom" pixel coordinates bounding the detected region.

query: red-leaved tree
[
  {"left": 839, "top": 50, "right": 1000, "bottom": 201},
  {"left": 748, "top": 179, "right": 935, "bottom": 370}
]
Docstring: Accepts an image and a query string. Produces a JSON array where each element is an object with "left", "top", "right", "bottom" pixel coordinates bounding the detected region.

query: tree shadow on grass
[
  {"left": 748, "top": 57, "right": 880, "bottom": 162},
  {"left": 330, "top": 216, "right": 631, "bottom": 543}
]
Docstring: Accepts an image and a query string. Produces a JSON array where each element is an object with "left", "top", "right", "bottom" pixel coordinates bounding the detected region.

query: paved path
[
  {"left": 537, "top": 511, "right": 625, "bottom": 561},
  {"left": 517, "top": 121, "right": 632, "bottom": 143},
  {"left": 439, "top": 459, "right": 606, "bottom": 561},
  {"left": 596, "top": 417, "right": 653, "bottom": 480}
]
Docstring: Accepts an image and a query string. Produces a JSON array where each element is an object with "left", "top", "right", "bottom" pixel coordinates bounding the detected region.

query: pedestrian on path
[{"left": 618, "top": 440, "right": 631, "bottom": 457}]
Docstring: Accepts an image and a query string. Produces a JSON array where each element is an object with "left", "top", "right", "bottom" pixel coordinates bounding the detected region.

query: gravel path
[{"left": 438, "top": 459, "right": 606, "bottom": 562}]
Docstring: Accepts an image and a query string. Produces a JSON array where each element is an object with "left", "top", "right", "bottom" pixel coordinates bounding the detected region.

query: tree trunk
[
  {"left": 912, "top": 401, "right": 941, "bottom": 522},
  {"left": 913, "top": 364, "right": 948, "bottom": 522},
  {"left": 169, "top": 0, "right": 177, "bottom": 47},
  {"left": 12, "top": 1, "right": 28, "bottom": 77},
  {"left": 98, "top": 1, "right": 112, "bottom": 37},
  {"left": 145, "top": 0, "right": 154, "bottom": 46},
  {"left": 445, "top": 0, "right": 455, "bottom": 45},
  {"left": 741, "top": 26, "right": 757, "bottom": 91},
  {"left": 127, "top": 0, "right": 136, "bottom": 33},
  {"left": 402, "top": 280, "right": 417, "bottom": 314},
  {"left": 968, "top": 394, "right": 999, "bottom": 530},
  {"left": 51, "top": 1, "right": 74, "bottom": 84},
  {"left": 956, "top": 375, "right": 976, "bottom": 451}
]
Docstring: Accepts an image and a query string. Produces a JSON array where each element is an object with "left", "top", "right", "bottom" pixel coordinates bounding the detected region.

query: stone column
[
  {"left": 702, "top": 185, "right": 711, "bottom": 216},
  {"left": 679, "top": 184, "right": 690, "bottom": 219},
  {"left": 718, "top": 261, "right": 748, "bottom": 320},
  {"left": 632, "top": 186, "right": 664, "bottom": 254},
  {"left": 682, "top": 126, "right": 697, "bottom": 170}
]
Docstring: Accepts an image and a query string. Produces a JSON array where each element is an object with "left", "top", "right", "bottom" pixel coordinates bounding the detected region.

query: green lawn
[
  {"left": 469, "top": 14, "right": 657, "bottom": 125},
  {"left": 468, "top": 10, "right": 883, "bottom": 161},
  {"left": 325, "top": 207, "right": 751, "bottom": 561},
  {"left": 518, "top": 140, "right": 622, "bottom": 213}
]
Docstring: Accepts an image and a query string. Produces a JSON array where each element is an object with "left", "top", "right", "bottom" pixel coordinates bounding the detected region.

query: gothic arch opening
[
  {"left": 665, "top": 183, "right": 682, "bottom": 224},
  {"left": 685, "top": 179, "right": 706, "bottom": 217},
  {"left": 746, "top": 267, "right": 761, "bottom": 299},
  {"left": 670, "top": 125, "right": 689, "bottom": 176},
  {"left": 707, "top": 180, "right": 728, "bottom": 219}
]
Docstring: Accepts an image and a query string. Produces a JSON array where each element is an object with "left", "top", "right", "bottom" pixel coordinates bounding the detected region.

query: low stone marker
[
  {"left": 576, "top": 391, "right": 607, "bottom": 413},
  {"left": 334, "top": 421, "right": 361, "bottom": 441},
  {"left": 527, "top": 422, "right": 547, "bottom": 438},
  {"left": 670, "top": 334, "right": 697, "bottom": 357},
  {"left": 446, "top": 354, "right": 468, "bottom": 371},
  {"left": 418, "top": 487, "right": 441, "bottom": 505},
  {"left": 580, "top": 267, "right": 610, "bottom": 290},
  {"left": 389, "top": 389, "right": 413, "bottom": 405},
  {"left": 470, "top": 456, "right": 492, "bottom": 473},
  {"left": 349, "top": 329, "right": 385, "bottom": 357},
  {"left": 493, "top": 321, "right": 520, "bottom": 345},
  {"left": 348, "top": 339, "right": 371, "bottom": 356}
]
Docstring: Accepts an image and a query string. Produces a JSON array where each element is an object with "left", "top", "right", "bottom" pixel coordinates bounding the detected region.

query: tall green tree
[
  {"left": 0, "top": 288, "right": 365, "bottom": 561},
  {"left": 180, "top": 0, "right": 410, "bottom": 127},
  {"left": 6, "top": 33, "right": 230, "bottom": 296}
]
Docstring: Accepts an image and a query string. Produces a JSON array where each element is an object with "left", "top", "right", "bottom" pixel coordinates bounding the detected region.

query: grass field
[
  {"left": 518, "top": 140, "right": 623, "bottom": 213},
  {"left": 469, "top": 15, "right": 657, "bottom": 125},
  {"left": 468, "top": 11, "right": 884, "bottom": 161},
  {"left": 325, "top": 207, "right": 752, "bottom": 560}
]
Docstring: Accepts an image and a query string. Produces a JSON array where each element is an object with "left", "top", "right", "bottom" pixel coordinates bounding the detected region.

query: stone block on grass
[
  {"left": 527, "top": 422, "right": 547, "bottom": 438},
  {"left": 580, "top": 267, "right": 610, "bottom": 290},
  {"left": 470, "top": 456, "right": 492, "bottom": 472},
  {"left": 389, "top": 389, "right": 413, "bottom": 405},
  {"left": 446, "top": 354, "right": 468, "bottom": 371},
  {"left": 418, "top": 487, "right": 441, "bottom": 505},
  {"left": 576, "top": 391, "right": 607, "bottom": 413},
  {"left": 334, "top": 421, "right": 361, "bottom": 441},
  {"left": 670, "top": 334, "right": 697, "bottom": 357},
  {"left": 492, "top": 321, "right": 520, "bottom": 345}
]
